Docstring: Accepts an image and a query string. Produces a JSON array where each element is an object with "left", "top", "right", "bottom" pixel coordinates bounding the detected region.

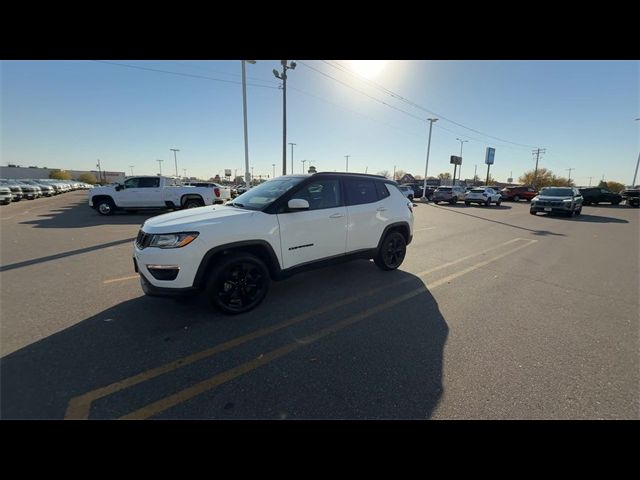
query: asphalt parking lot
[{"left": 1, "top": 191, "right": 638, "bottom": 419}]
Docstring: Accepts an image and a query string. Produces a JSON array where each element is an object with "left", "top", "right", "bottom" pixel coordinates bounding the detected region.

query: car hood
[
  {"left": 535, "top": 195, "right": 573, "bottom": 201},
  {"left": 142, "top": 205, "right": 256, "bottom": 232}
]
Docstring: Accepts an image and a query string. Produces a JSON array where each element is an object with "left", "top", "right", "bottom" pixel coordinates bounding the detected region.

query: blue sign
[{"left": 485, "top": 147, "right": 495, "bottom": 165}]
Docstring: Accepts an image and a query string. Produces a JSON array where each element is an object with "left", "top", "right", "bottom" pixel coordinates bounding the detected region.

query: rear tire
[
  {"left": 513, "top": 195, "right": 520, "bottom": 202},
  {"left": 374, "top": 231, "right": 407, "bottom": 271},
  {"left": 530, "top": 210, "right": 536, "bottom": 215},
  {"left": 184, "top": 199, "right": 203, "bottom": 209},
  {"left": 205, "top": 252, "right": 270, "bottom": 314}
]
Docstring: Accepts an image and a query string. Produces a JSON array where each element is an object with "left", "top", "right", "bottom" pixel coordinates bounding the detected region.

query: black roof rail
[{"left": 314, "top": 171, "right": 388, "bottom": 179}]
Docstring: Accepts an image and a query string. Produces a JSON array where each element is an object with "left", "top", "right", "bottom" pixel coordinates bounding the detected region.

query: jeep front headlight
[{"left": 149, "top": 232, "right": 199, "bottom": 248}]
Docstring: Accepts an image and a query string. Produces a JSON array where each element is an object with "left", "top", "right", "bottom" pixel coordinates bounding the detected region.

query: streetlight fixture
[
  {"left": 421, "top": 118, "right": 438, "bottom": 201},
  {"left": 156, "top": 159, "right": 164, "bottom": 175},
  {"left": 273, "top": 60, "right": 296, "bottom": 175},
  {"left": 242, "top": 60, "right": 256, "bottom": 190},
  {"left": 301, "top": 159, "right": 307, "bottom": 173},
  {"left": 272, "top": 163, "right": 276, "bottom": 179},
  {"left": 170, "top": 148, "right": 180, "bottom": 177}
]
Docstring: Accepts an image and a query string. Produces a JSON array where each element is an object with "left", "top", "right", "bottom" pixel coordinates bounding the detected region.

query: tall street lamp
[
  {"left": 421, "top": 118, "right": 438, "bottom": 201},
  {"left": 156, "top": 159, "right": 164, "bottom": 175},
  {"left": 301, "top": 159, "right": 307, "bottom": 173},
  {"left": 289, "top": 142, "right": 296, "bottom": 175},
  {"left": 632, "top": 118, "right": 640, "bottom": 187},
  {"left": 456, "top": 138, "right": 468, "bottom": 185},
  {"left": 242, "top": 60, "right": 256, "bottom": 190},
  {"left": 273, "top": 60, "right": 296, "bottom": 175},
  {"left": 170, "top": 148, "right": 180, "bottom": 177},
  {"left": 129, "top": 165, "right": 134, "bottom": 176},
  {"left": 272, "top": 163, "right": 276, "bottom": 178}
]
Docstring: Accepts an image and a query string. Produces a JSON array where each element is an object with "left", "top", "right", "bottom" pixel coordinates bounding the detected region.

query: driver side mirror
[
  {"left": 115, "top": 184, "right": 124, "bottom": 191},
  {"left": 287, "top": 198, "right": 309, "bottom": 211}
]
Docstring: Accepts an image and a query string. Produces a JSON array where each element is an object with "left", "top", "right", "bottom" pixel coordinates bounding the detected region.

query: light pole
[
  {"left": 183, "top": 168, "right": 187, "bottom": 178},
  {"left": 272, "top": 163, "right": 276, "bottom": 178},
  {"left": 289, "top": 142, "right": 296, "bottom": 175},
  {"left": 345, "top": 155, "right": 350, "bottom": 172},
  {"left": 421, "top": 118, "right": 438, "bottom": 201},
  {"left": 632, "top": 118, "right": 640, "bottom": 187},
  {"left": 129, "top": 165, "right": 134, "bottom": 176},
  {"left": 273, "top": 60, "right": 297, "bottom": 176},
  {"left": 170, "top": 148, "right": 180, "bottom": 177},
  {"left": 456, "top": 138, "right": 468, "bottom": 185},
  {"left": 156, "top": 159, "right": 164, "bottom": 175},
  {"left": 96, "top": 159, "right": 103, "bottom": 184},
  {"left": 242, "top": 60, "right": 256, "bottom": 189},
  {"left": 301, "top": 159, "right": 307, "bottom": 173}
]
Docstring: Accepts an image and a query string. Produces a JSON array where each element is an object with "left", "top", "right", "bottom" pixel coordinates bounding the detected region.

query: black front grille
[
  {"left": 136, "top": 230, "right": 152, "bottom": 249},
  {"left": 537, "top": 200, "right": 564, "bottom": 207}
]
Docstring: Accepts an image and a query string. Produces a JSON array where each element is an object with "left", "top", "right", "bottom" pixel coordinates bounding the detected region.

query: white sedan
[{"left": 464, "top": 187, "right": 502, "bottom": 206}]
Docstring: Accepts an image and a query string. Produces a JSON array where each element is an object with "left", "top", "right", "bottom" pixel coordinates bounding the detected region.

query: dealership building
[{"left": 0, "top": 165, "right": 125, "bottom": 183}]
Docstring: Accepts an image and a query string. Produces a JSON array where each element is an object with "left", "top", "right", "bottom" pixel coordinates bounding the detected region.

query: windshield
[
  {"left": 471, "top": 189, "right": 485, "bottom": 193},
  {"left": 436, "top": 187, "right": 451, "bottom": 192},
  {"left": 230, "top": 177, "right": 306, "bottom": 210},
  {"left": 540, "top": 188, "right": 574, "bottom": 196}
]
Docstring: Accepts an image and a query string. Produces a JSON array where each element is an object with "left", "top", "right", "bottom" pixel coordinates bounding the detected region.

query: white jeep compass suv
[{"left": 133, "top": 173, "right": 414, "bottom": 314}]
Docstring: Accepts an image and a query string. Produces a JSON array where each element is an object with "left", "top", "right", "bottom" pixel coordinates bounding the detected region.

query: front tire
[
  {"left": 485, "top": 199, "right": 491, "bottom": 207},
  {"left": 374, "top": 231, "right": 407, "bottom": 271},
  {"left": 205, "top": 252, "right": 270, "bottom": 314},
  {"left": 513, "top": 195, "right": 520, "bottom": 202},
  {"left": 96, "top": 199, "right": 115, "bottom": 216},
  {"left": 530, "top": 210, "right": 537, "bottom": 215}
]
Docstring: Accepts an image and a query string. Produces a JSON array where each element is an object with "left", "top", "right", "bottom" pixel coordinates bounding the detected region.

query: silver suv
[
  {"left": 530, "top": 187, "right": 583, "bottom": 216},
  {"left": 432, "top": 185, "right": 466, "bottom": 204}
]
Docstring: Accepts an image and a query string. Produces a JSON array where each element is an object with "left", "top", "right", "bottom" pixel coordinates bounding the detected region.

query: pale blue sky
[{"left": 1, "top": 60, "right": 638, "bottom": 185}]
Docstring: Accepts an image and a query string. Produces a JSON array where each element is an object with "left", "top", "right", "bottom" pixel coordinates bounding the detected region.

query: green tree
[
  {"left": 78, "top": 172, "right": 98, "bottom": 184},
  {"left": 604, "top": 181, "right": 625, "bottom": 193},
  {"left": 49, "top": 169, "right": 72, "bottom": 180}
]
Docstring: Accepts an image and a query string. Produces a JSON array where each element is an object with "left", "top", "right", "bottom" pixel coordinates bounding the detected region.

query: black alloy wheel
[
  {"left": 374, "top": 231, "right": 407, "bottom": 270},
  {"left": 206, "top": 253, "right": 270, "bottom": 314}
]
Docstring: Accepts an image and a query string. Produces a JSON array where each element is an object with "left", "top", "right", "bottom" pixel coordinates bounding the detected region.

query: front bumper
[{"left": 530, "top": 204, "right": 573, "bottom": 213}]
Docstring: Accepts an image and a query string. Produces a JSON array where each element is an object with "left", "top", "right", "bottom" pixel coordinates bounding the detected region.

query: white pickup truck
[{"left": 88, "top": 176, "right": 231, "bottom": 215}]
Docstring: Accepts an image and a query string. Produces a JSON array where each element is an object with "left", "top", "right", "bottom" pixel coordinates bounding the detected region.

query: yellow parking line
[
  {"left": 121, "top": 238, "right": 537, "bottom": 420},
  {"left": 65, "top": 237, "right": 533, "bottom": 419},
  {"left": 103, "top": 275, "right": 139, "bottom": 284}
]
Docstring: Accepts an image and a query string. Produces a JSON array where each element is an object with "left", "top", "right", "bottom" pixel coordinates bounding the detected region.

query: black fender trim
[
  {"left": 377, "top": 221, "right": 412, "bottom": 249},
  {"left": 192, "top": 240, "right": 281, "bottom": 288}
]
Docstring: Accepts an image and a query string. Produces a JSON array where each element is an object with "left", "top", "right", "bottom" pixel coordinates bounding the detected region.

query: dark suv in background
[{"left": 578, "top": 187, "right": 622, "bottom": 206}]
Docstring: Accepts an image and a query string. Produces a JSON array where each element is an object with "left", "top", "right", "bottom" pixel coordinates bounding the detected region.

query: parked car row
[{"left": 0, "top": 178, "right": 93, "bottom": 205}]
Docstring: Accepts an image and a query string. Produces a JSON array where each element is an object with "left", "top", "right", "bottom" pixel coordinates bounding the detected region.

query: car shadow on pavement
[
  {"left": 429, "top": 204, "right": 565, "bottom": 236},
  {"left": 19, "top": 198, "right": 167, "bottom": 229},
  {"left": 0, "top": 262, "right": 448, "bottom": 420},
  {"left": 538, "top": 214, "right": 629, "bottom": 224}
]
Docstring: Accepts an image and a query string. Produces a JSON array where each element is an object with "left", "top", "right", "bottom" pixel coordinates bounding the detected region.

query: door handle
[
  {"left": 329, "top": 213, "right": 344, "bottom": 218},
  {"left": 377, "top": 207, "right": 387, "bottom": 211}
]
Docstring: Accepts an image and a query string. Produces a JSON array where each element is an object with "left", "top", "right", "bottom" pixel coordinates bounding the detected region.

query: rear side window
[
  {"left": 345, "top": 179, "right": 378, "bottom": 206},
  {"left": 376, "top": 182, "right": 391, "bottom": 200},
  {"left": 138, "top": 177, "right": 160, "bottom": 188}
]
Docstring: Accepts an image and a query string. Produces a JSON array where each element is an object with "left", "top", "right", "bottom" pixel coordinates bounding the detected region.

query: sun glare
[{"left": 348, "top": 60, "right": 388, "bottom": 79}]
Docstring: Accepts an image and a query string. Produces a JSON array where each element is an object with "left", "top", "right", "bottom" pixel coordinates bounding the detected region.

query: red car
[{"left": 501, "top": 185, "right": 538, "bottom": 202}]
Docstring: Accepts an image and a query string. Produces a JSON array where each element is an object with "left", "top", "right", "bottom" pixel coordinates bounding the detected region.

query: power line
[
  {"left": 91, "top": 61, "right": 279, "bottom": 89},
  {"left": 316, "top": 60, "right": 540, "bottom": 149}
]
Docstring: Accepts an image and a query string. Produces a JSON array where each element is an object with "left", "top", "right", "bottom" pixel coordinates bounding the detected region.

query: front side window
[
  {"left": 345, "top": 179, "right": 378, "bottom": 206},
  {"left": 124, "top": 178, "right": 140, "bottom": 188},
  {"left": 291, "top": 179, "right": 341, "bottom": 210}
]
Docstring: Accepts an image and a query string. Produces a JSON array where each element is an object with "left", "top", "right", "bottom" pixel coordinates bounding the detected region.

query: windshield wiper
[{"left": 228, "top": 202, "right": 244, "bottom": 208}]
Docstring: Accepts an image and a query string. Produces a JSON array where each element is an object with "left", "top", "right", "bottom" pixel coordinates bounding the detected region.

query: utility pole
[
  {"left": 345, "top": 155, "right": 350, "bottom": 172},
  {"left": 421, "top": 118, "right": 438, "bottom": 201},
  {"left": 129, "top": 165, "right": 134, "bottom": 176},
  {"left": 170, "top": 148, "right": 180, "bottom": 177},
  {"left": 566, "top": 168, "right": 574, "bottom": 185},
  {"left": 156, "top": 159, "right": 164, "bottom": 175},
  {"left": 301, "top": 159, "right": 307, "bottom": 174},
  {"left": 273, "top": 61, "right": 297, "bottom": 176},
  {"left": 289, "top": 142, "right": 296, "bottom": 175},
  {"left": 242, "top": 60, "right": 257, "bottom": 189},
  {"left": 474, "top": 164, "right": 478, "bottom": 186},
  {"left": 96, "top": 159, "right": 103, "bottom": 184},
  {"left": 183, "top": 168, "right": 187, "bottom": 178},
  {"left": 456, "top": 138, "right": 468, "bottom": 185},
  {"left": 633, "top": 118, "right": 640, "bottom": 187},
  {"left": 532, "top": 148, "right": 546, "bottom": 189}
]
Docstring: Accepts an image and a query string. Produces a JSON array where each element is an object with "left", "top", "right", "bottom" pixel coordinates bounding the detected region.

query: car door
[
  {"left": 277, "top": 178, "right": 347, "bottom": 269},
  {"left": 116, "top": 177, "right": 141, "bottom": 206},
  {"left": 344, "top": 178, "right": 391, "bottom": 252}
]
